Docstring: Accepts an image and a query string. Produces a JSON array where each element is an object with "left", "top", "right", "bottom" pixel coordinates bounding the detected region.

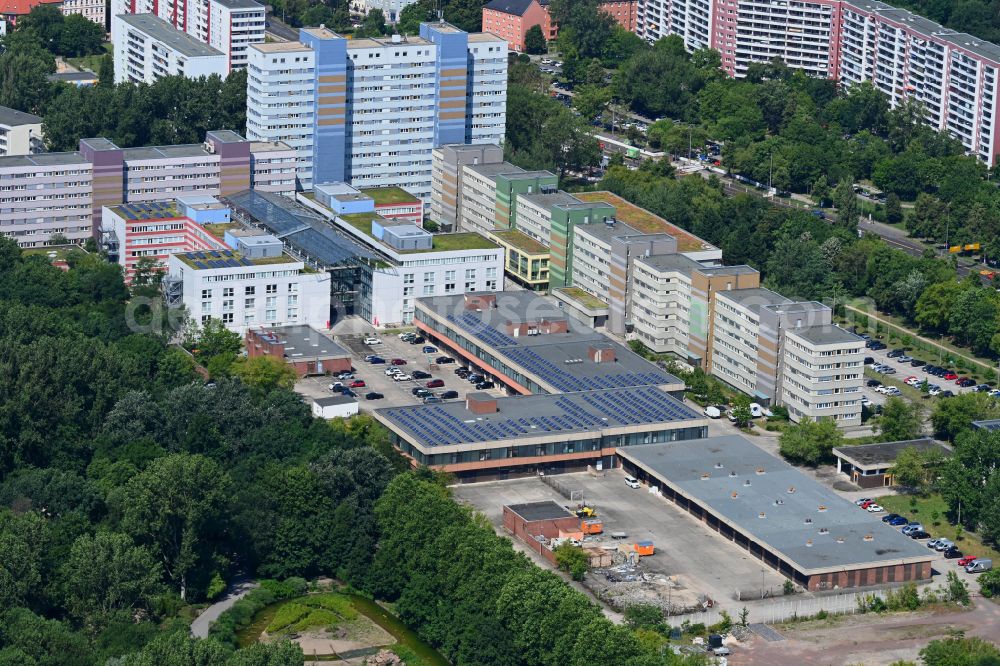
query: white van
[
  {"left": 703, "top": 405, "right": 722, "bottom": 419},
  {"left": 966, "top": 558, "right": 993, "bottom": 574},
  {"left": 624, "top": 475, "right": 641, "bottom": 489}
]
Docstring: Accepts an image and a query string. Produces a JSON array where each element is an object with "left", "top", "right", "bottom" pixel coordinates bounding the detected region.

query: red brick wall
[{"left": 807, "top": 560, "right": 932, "bottom": 591}]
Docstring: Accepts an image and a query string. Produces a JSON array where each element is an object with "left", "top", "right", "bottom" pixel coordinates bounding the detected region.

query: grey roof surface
[
  {"left": 788, "top": 325, "right": 863, "bottom": 346},
  {"left": 420, "top": 291, "right": 683, "bottom": 392},
  {"left": 972, "top": 419, "right": 1000, "bottom": 431},
  {"left": 0, "top": 152, "right": 89, "bottom": 168},
  {"left": 207, "top": 130, "right": 247, "bottom": 143},
  {"left": 718, "top": 287, "right": 791, "bottom": 310},
  {"left": 506, "top": 501, "right": 575, "bottom": 522},
  {"left": 258, "top": 325, "right": 350, "bottom": 359},
  {"left": 874, "top": 7, "right": 947, "bottom": 37},
  {"left": 483, "top": 0, "right": 536, "bottom": 16},
  {"left": 636, "top": 253, "right": 704, "bottom": 275},
  {"left": 224, "top": 190, "right": 376, "bottom": 267},
  {"left": 575, "top": 222, "right": 671, "bottom": 244},
  {"left": 833, "top": 438, "right": 950, "bottom": 468},
  {"left": 212, "top": 0, "right": 263, "bottom": 8},
  {"left": 314, "top": 395, "right": 358, "bottom": 407},
  {"left": 80, "top": 137, "right": 120, "bottom": 151},
  {"left": 518, "top": 191, "right": 583, "bottom": 210},
  {"left": 123, "top": 144, "right": 212, "bottom": 161},
  {"left": 47, "top": 72, "right": 100, "bottom": 82},
  {"left": 697, "top": 264, "right": 759, "bottom": 276},
  {"left": 117, "top": 14, "right": 225, "bottom": 58},
  {"left": 465, "top": 161, "right": 525, "bottom": 178},
  {"left": 375, "top": 385, "right": 702, "bottom": 448},
  {"left": 621, "top": 436, "right": 935, "bottom": 573},
  {"left": 0, "top": 106, "right": 42, "bottom": 126}
]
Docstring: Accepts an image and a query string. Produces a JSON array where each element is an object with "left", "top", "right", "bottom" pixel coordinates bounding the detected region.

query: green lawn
[
  {"left": 67, "top": 42, "right": 112, "bottom": 74},
  {"left": 878, "top": 493, "right": 1000, "bottom": 563}
]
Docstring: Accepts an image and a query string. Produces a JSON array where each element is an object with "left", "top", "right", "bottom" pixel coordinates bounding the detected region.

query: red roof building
[
  {"left": 0, "top": 0, "right": 62, "bottom": 25},
  {"left": 482, "top": 0, "right": 636, "bottom": 52}
]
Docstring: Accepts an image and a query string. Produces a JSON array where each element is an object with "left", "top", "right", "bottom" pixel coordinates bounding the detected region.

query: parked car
[
  {"left": 364, "top": 336, "right": 381, "bottom": 345},
  {"left": 966, "top": 559, "right": 993, "bottom": 573},
  {"left": 904, "top": 376, "right": 920, "bottom": 386},
  {"left": 928, "top": 538, "right": 946, "bottom": 549},
  {"left": 328, "top": 382, "right": 343, "bottom": 391},
  {"left": 886, "top": 349, "right": 904, "bottom": 358},
  {"left": 866, "top": 503, "right": 885, "bottom": 512},
  {"left": 399, "top": 331, "right": 416, "bottom": 340},
  {"left": 864, "top": 356, "right": 876, "bottom": 365},
  {"left": 888, "top": 516, "right": 910, "bottom": 526},
  {"left": 436, "top": 356, "right": 455, "bottom": 364},
  {"left": 704, "top": 405, "right": 722, "bottom": 419},
  {"left": 422, "top": 345, "right": 438, "bottom": 354},
  {"left": 340, "top": 389, "right": 357, "bottom": 397},
  {"left": 408, "top": 336, "right": 426, "bottom": 345},
  {"left": 393, "top": 373, "right": 412, "bottom": 382},
  {"left": 475, "top": 380, "right": 495, "bottom": 390},
  {"left": 869, "top": 341, "right": 887, "bottom": 350},
  {"left": 958, "top": 555, "right": 978, "bottom": 567},
  {"left": 882, "top": 367, "right": 897, "bottom": 375},
  {"left": 368, "top": 356, "right": 386, "bottom": 364},
  {"left": 881, "top": 513, "right": 901, "bottom": 523},
  {"left": 944, "top": 372, "right": 958, "bottom": 380},
  {"left": 975, "top": 384, "right": 993, "bottom": 392},
  {"left": 855, "top": 498, "right": 873, "bottom": 506},
  {"left": 911, "top": 359, "right": 927, "bottom": 367},
  {"left": 897, "top": 355, "right": 913, "bottom": 362},
  {"left": 412, "top": 370, "right": 431, "bottom": 379},
  {"left": 390, "top": 358, "right": 407, "bottom": 366},
  {"left": 440, "top": 390, "right": 459, "bottom": 399},
  {"left": 943, "top": 547, "right": 963, "bottom": 559},
  {"left": 348, "top": 379, "right": 366, "bottom": 388},
  {"left": 363, "top": 354, "right": 377, "bottom": 362},
  {"left": 902, "top": 523, "right": 924, "bottom": 535},
  {"left": 624, "top": 475, "right": 641, "bottom": 489},
  {"left": 455, "top": 367, "right": 470, "bottom": 377},
  {"left": 337, "top": 371, "right": 354, "bottom": 380},
  {"left": 884, "top": 387, "right": 902, "bottom": 397},
  {"left": 867, "top": 379, "right": 882, "bottom": 388},
  {"left": 909, "top": 530, "right": 931, "bottom": 539},
  {"left": 860, "top": 500, "right": 875, "bottom": 509},
  {"left": 934, "top": 539, "right": 955, "bottom": 551},
  {"left": 958, "top": 377, "right": 977, "bottom": 387},
  {"left": 467, "top": 374, "right": 484, "bottom": 384},
  {"left": 426, "top": 379, "right": 445, "bottom": 388},
  {"left": 364, "top": 392, "right": 384, "bottom": 400},
  {"left": 385, "top": 367, "right": 400, "bottom": 376},
  {"left": 423, "top": 396, "right": 442, "bottom": 404},
  {"left": 940, "top": 390, "right": 955, "bottom": 398},
  {"left": 412, "top": 387, "right": 431, "bottom": 397}
]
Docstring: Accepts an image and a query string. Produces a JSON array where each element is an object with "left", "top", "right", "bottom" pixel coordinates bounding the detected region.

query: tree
[
  {"left": 59, "top": 531, "right": 163, "bottom": 630},
  {"left": 57, "top": 14, "right": 105, "bottom": 57},
  {"left": 230, "top": 356, "right": 297, "bottom": 395},
  {"left": 524, "top": 24, "right": 546, "bottom": 55},
  {"left": 114, "top": 454, "right": 232, "bottom": 600},
  {"left": 778, "top": 419, "right": 844, "bottom": 466},
  {"left": 834, "top": 179, "right": 860, "bottom": 229},
  {"left": 730, "top": 394, "right": 753, "bottom": 428},
  {"left": 812, "top": 176, "right": 831, "bottom": 207},
  {"left": 885, "top": 192, "right": 903, "bottom": 224},
  {"left": 877, "top": 397, "right": 922, "bottom": 441},
  {"left": 889, "top": 446, "right": 931, "bottom": 490},
  {"left": 553, "top": 542, "right": 589, "bottom": 581},
  {"left": 571, "top": 84, "right": 611, "bottom": 122},
  {"left": 978, "top": 568, "right": 1000, "bottom": 598},
  {"left": 357, "top": 8, "right": 386, "bottom": 37},
  {"left": 931, "top": 392, "right": 1000, "bottom": 441},
  {"left": 920, "top": 637, "right": 1000, "bottom": 666},
  {"left": 396, "top": 0, "right": 434, "bottom": 34},
  {"left": 186, "top": 317, "right": 242, "bottom": 369}
]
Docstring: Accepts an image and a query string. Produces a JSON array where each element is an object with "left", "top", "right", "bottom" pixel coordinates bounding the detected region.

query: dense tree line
[
  {"left": 0, "top": 30, "right": 246, "bottom": 150},
  {"left": 18, "top": 4, "right": 105, "bottom": 58}
]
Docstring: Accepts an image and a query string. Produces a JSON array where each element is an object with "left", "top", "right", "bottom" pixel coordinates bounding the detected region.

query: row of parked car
[
  {"left": 857, "top": 500, "right": 994, "bottom": 573},
  {"left": 864, "top": 341, "right": 1000, "bottom": 398}
]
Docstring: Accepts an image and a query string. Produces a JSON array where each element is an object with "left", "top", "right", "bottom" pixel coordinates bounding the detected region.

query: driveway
[{"left": 190, "top": 580, "right": 258, "bottom": 639}]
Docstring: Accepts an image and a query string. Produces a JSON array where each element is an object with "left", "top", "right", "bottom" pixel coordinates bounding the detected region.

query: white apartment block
[
  {"left": 62, "top": 0, "right": 106, "bottom": 26},
  {"left": 630, "top": 253, "right": 699, "bottom": 359},
  {"left": 711, "top": 288, "right": 791, "bottom": 400},
  {"left": 515, "top": 191, "right": 579, "bottom": 248},
  {"left": 780, "top": 325, "right": 865, "bottom": 426},
  {"left": 351, "top": 0, "right": 418, "bottom": 22},
  {"left": 113, "top": 0, "right": 265, "bottom": 72},
  {"left": 0, "top": 153, "right": 93, "bottom": 247},
  {"left": 0, "top": 107, "right": 43, "bottom": 157},
  {"left": 466, "top": 33, "right": 508, "bottom": 144},
  {"left": 245, "top": 22, "right": 507, "bottom": 199},
  {"left": 246, "top": 42, "right": 316, "bottom": 189},
  {"left": 166, "top": 249, "right": 331, "bottom": 333},
  {"left": 112, "top": 13, "right": 227, "bottom": 84},
  {"left": 342, "top": 35, "right": 438, "bottom": 198},
  {"left": 458, "top": 162, "right": 516, "bottom": 235},
  {"left": 636, "top": 0, "right": 1000, "bottom": 164},
  {"left": 250, "top": 141, "right": 298, "bottom": 196},
  {"left": 430, "top": 143, "right": 504, "bottom": 230}
]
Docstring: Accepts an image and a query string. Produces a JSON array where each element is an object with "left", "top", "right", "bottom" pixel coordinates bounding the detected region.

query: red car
[
  {"left": 349, "top": 379, "right": 366, "bottom": 388},
  {"left": 860, "top": 500, "right": 875, "bottom": 509},
  {"left": 958, "top": 555, "right": 978, "bottom": 567},
  {"left": 426, "top": 379, "right": 445, "bottom": 388},
  {"left": 390, "top": 358, "right": 408, "bottom": 366},
  {"left": 944, "top": 372, "right": 958, "bottom": 380}
]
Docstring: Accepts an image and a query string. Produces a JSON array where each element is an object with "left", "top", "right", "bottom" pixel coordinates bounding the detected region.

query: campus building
[
  {"left": 102, "top": 196, "right": 231, "bottom": 282},
  {"left": 619, "top": 435, "right": 935, "bottom": 590},
  {"left": 298, "top": 190, "right": 503, "bottom": 327},
  {"left": 245, "top": 324, "right": 352, "bottom": 377},
  {"left": 245, "top": 23, "right": 507, "bottom": 198},
  {"left": 482, "top": 0, "right": 637, "bottom": 52},
  {"left": 635, "top": 0, "right": 1000, "bottom": 165},
  {"left": 430, "top": 143, "right": 505, "bottom": 231},
  {"left": 0, "top": 131, "right": 290, "bottom": 248},
  {"left": 373, "top": 290, "right": 705, "bottom": 479},
  {"left": 0, "top": 106, "right": 43, "bottom": 157},
  {"left": 832, "top": 438, "right": 950, "bottom": 488},
  {"left": 165, "top": 236, "right": 332, "bottom": 333},
  {"left": 112, "top": 13, "right": 228, "bottom": 84},
  {"left": 113, "top": 0, "right": 265, "bottom": 72}
]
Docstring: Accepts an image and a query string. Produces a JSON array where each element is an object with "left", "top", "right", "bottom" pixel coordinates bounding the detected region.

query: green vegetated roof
[
  {"left": 340, "top": 213, "right": 497, "bottom": 253},
  {"left": 557, "top": 286, "right": 608, "bottom": 310},
  {"left": 573, "top": 191, "right": 711, "bottom": 252},
  {"left": 491, "top": 229, "right": 549, "bottom": 255},
  {"left": 361, "top": 187, "right": 420, "bottom": 205}
]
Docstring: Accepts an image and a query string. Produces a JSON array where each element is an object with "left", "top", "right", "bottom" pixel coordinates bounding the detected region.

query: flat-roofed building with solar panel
[
  {"left": 165, "top": 237, "right": 332, "bottom": 334},
  {"left": 374, "top": 389, "right": 708, "bottom": 480}
]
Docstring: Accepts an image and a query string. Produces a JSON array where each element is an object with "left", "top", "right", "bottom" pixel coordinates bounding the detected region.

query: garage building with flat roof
[{"left": 619, "top": 435, "right": 935, "bottom": 591}]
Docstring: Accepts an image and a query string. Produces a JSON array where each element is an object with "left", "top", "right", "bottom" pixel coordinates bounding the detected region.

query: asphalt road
[{"left": 264, "top": 15, "right": 297, "bottom": 42}]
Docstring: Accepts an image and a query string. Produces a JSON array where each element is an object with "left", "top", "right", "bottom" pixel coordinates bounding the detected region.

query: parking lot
[
  {"left": 455, "top": 470, "right": 789, "bottom": 611},
  {"left": 295, "top": 329, "right": 506, "bottom": 412}
]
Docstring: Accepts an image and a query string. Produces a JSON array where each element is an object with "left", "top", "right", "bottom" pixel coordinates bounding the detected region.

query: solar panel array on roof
[
  {"left": 501, "top": 346, "right": 672, "bottom": 392},
  {"left": 380, "top": 386, "right": 701, "bottom": 447}
]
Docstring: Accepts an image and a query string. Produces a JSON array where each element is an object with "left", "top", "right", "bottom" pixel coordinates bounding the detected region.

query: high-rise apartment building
[
  {"left": 113, "top": 0, "right": 265, "bottom": 72},
  {"left": 245, "top": 22, "right": 508, "bottom": 200},
  {"left": 637, "top": 0, "right": 1000, "bottom": 164},
  {"left": 112, "top": 13, "right": 228, "bottom": 84}
]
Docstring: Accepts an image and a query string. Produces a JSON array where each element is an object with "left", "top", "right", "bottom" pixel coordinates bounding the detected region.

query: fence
[
  {"left": 541, "top": 474, "right": 583, "bottom": 502},
  {"left": 663, "top": 587, "right": 892, "bottom": 628}
]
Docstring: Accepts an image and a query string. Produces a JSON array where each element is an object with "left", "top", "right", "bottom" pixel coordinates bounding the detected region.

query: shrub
[
  {"left": 267, "top": 603, "right": 310, "bottom": 633},
  {"left": 945, "top": 571, "right": 970, "bottom": 606},
  {"left": 978, "top": 569, "right": 1000, "bottom": 598},
  {"left": 783, "top": 580, "right": 795, "bottom": 596},
  {"left": 209, "top": 578, "right": 304, "bottom": 648},
  {"left": 814, "top": 610, "right": 828, "bottom": 620}
]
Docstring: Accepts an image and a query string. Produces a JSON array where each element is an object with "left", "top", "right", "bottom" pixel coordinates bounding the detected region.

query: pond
[{"left": 235, "top": 592, "right": 449, "bottom": 666}]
